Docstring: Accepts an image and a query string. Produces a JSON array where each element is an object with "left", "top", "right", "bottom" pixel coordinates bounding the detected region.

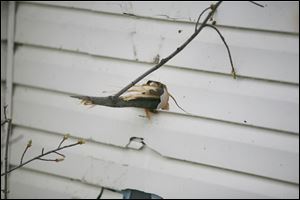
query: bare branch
[
  {"left": 203, "top": 24, "right": 237, "bottom": 79},
  {"left": 194, "top": 6, "right": 211, "bottom": 32},
  {"left": 58, "top": 134, "right": 68, "bottom": 148},
  {"left": 112, "top": 1, "right": 223, "bottom": 99},
  {"left": 97, "top": 187, "right": 105, "bottom": 199},
  {"left": 3, "top": 105, "right": 8, "bottom": 120},
  {"left": 70, "top": 95, "right": 161, "bottom": 110},
  {"left": 249, "top": 1, "right": 265, "bottom": 8},
  {"left": 168, "top": 93, "right": 189, "bottom": 114},
  {"left": 71, "top": 1, "right": 265, "bottom": 110},
  {"left": 38, "top": 158, "right": 64, "bottom": 162},
  {"left": 1, "top": 105, "right": 9, "bottom": 126},
  {"left": 54, "top": 151, "right": 65, "bottom": 158},
  {"left": 20, "top": 140, "right": 32, "bottom": 164},
  {"left": 2, "top": 105, "right": 12, "bottom": 199},
  {"left": 1, "top": 138, "right": 85, "bottom": 177}
]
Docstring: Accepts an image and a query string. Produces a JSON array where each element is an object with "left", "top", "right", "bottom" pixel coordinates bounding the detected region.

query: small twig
[
  {"left": 249, "top": 1, "right": 265, "bottom": 8},
  {"left": 3, "top": 104, "right": 12, "bottom": 199},
  {"left": 203, "top": 24, "right": 236, "bottom": 79},
  {"left": 58, "top": 137, "right": 66, "bottom": 148},
  {"left": 112, "top": 1, "right": 223, "bottom": 99},
  {"left": 1, "top": 105, "right": 9, "bottom": 126},
  {"left": 37, "top": 158, "right": 64, "bottom": 162},
  {"left": 195, "top": 6, "right": 211, "bottom": 32},
  {"left": 1, "top": 139, "right": 85, "bottom": 177},
  {"left": 20, "top": 140, "right": 32, "bottom": 165},
  {"left": 20, "top": 147, "right": 29, "bottom": 164},
  {"left": 3, "top": 120, "right": 11, "bottom": 199},
  {"left": 97, "top": 187, "right": 105, "bottom": 199},
  {"left": 3, "top": 105, "right": 8, "bottom": 120},
  {"left": 54, "top": 151, "right": 65, "bottom": 158},
  {"left": 58, "top": 133, "right": 70, "bottom": 148},
  {"left": 1, "top": 120, "right": 8, "bottom": 126},
  {"left": 168, "top": 93, "right": 189, "bottom": 114}
]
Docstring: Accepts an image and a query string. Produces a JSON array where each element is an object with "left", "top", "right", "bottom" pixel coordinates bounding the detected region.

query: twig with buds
[{"left": 1, "top": 133, "right": 85, "bottom": 177}]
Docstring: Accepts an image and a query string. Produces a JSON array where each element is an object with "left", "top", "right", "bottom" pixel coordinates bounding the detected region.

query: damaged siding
[{"left": 1, "top": 1, "right": 299, "bottom": 199}]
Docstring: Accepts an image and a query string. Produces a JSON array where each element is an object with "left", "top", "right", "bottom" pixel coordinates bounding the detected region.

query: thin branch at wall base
[
  {"left": 1, "top": 105, "right": 85, "bottom": 199},
  {"left": 0, "top": 133, "right": 85, "bottom": 177},
  {"left": 2, "top": 1, "right": 16, "bottom": 198}
]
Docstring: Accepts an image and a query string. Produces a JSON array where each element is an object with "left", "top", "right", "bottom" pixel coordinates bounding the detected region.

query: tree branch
[
  {"left": 249, "top": 1, "right": 265, "bottom": 8},
  {"left": 0, "top": 136, "right": 85, "bottom": 177},
  {"left": 194, "top": 6, "right": 211, "bottom": 32},
  {"left": 112, "top": 1, "right": 223, "bottom": 100},
  {"left": 2, "top": 105, "right": 12, "bottom": 199},
  {"left": 20, "top": 140, "right": 32, "bottom": 165},
  {"left": 71, "top": 1, "right": 264, "bottom": 109},
  {"left": 1, "top": 105, "right": 9, "bottom": 126},
  {"left": 70, "top": 95, "right": 161, "bottom": 110},
  {"left": 203, "top": 24, "right": 237, "bottom": 79}
]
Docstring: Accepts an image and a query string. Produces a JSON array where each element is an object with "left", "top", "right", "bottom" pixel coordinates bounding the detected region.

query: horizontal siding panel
[
  {"left": 12, "top": 84, "right": 299, "bottom": 183},
  {"left": 14, "top": 45, "right": 299, "bottom": 133},
  {"left": 15, "top": 3, "right": 299, "bottom": 84},
  {"left": 9, "top": 126, "right": 299, "bottom": 199},
  {"left": 9, "top": 169, "right": 103, "bottom": 199},
  {"left": 26, "top": 1, "right": 299, "bottom": 33}
]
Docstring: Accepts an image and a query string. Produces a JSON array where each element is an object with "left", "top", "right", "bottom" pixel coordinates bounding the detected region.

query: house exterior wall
[{"left": 1, "top": 1, "right": 299, "bottom": 198}]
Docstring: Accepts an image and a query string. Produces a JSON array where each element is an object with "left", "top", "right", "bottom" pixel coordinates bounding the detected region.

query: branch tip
[
  {"left": 63, "top": 133, "right": 70, "bottom": 140},
  {"left": 232, "top": 70, "right": 237, "bottom": 79},
  {"left": 56, "top": 158, "right": 65, "bottom": 162},
  {"left": 210, "top": 3, "right": 216, "bottom": 10},
  {"left": 77, "top": 139, "right": 86, "bottom": 145},
  {"left": 27, "top": 140, "right": 32, "bottom": 148}
]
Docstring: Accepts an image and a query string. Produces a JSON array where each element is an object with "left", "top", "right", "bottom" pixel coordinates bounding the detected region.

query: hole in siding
[{"left": 125, "top": 137, "right": 145, "bottom": 150}]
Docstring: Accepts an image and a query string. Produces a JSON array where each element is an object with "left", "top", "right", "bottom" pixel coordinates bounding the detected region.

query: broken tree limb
[
  {"left": 71, "top": 2, "right": 223, "bottom": 109},
  {"left": 71, "top": 95, "right": 160, "bottom": 110},
  {"left": 112, "top": 1, "right": 223, "bottom": 100}
]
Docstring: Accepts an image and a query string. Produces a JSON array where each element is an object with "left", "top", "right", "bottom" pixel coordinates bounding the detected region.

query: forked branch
[{"left": 0, "top": 133, "right": 85, "bottom": 177}]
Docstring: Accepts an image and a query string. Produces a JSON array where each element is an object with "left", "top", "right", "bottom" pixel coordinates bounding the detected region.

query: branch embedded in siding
[
  {"left": 71, "top": 80, "right": 188, "bottom": 119},
  {"left": 71, "top": 2, "right": 222, "bottom": 112},
  {"left": 71, "top": 1, "right": 264, "bottom": 114},
  {"left": 112, "top": 1, "right": 223, "bottom": 99}
]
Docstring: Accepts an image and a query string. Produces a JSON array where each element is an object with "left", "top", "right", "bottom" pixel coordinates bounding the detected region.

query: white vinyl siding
[{"left": 1, "top": 1, "right": 299, "bottom": 199}]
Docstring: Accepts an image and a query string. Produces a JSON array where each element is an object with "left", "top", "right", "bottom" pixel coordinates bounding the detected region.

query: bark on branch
[{"left": 70, "top": 95, "right": 160, "bottom": 110}]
